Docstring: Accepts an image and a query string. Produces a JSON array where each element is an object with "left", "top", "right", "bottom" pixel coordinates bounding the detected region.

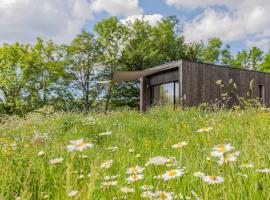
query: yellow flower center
[
  {"left": 217, "top": 145, "right": 227, "bottom": 152},
  {"left": 159, "top": 193, "right": 168, "bottom": 199},
  {"left": 168, "top": 170, "right": 177, "bottom": 177},
  {"left": 132, "top": 167, "right": 138, "bottom": 173},
  {"left": 210, "top": 176, "right": 217, "bottom": 181},
  {"left": 75, "top": 143, "right": 85, "bottom": 148}
]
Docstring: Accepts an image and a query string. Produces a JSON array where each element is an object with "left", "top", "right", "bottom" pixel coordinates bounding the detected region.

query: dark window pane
[
  {"left": 152, "top": 85, "right": 160, "bottom": 105},
  {"left": 160, "top": 83, "right": 174, "bottom": 105},
  {"left": 175, "top": 82, "right": 180, "bottom": 105}
]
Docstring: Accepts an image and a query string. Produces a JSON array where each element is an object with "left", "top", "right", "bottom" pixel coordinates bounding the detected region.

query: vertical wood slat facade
[{"left": 140, "top": 60, "right": 270, "bottom": 111}]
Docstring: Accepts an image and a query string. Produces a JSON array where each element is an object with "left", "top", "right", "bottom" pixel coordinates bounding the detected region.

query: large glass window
[{"left": 151, "top": 81, "right": 179, "bottom": 106}]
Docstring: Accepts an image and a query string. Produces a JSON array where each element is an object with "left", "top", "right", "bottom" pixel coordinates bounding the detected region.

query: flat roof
[{"left": 113, "top": 59, "right": 270, "bottom": 82}]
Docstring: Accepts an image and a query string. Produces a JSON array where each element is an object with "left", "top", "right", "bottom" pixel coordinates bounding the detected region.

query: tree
[
  {"left": 232, "top": 47, "right": 263, "bottom": 70},
  {"left": 94, "top": 17, "right": 126, "bottom": 112},
  {"left": 260, "top": 48, "right": 270, "bottom": 72},
  {"left": 200, "top": 38, "right": 222, "bottom": 64},
  {"left": 67, "top": 30, "right": 100, "bottom": 113},
  {"left": 23, "top": 38, "right": 67, "bottom": 108},
  {"left": 0, "top": 43, "right": 27, "bottom": 114},
  {"left": 232, "top": 49, "right": 249, "bottom": 68},
  {"left": 248, "top": 47, "right": 263, "bottom": 70},
  {"left": 221, "top": 44, "right": 232, "bottom": 65}
]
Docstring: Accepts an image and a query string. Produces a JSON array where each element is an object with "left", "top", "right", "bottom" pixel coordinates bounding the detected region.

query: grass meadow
[{"left": 0, "top": 106, "right": 270, "bottom": 199}]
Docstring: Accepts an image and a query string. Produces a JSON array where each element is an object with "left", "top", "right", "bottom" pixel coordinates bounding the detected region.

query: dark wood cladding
[
  {"left": 181, "top": 60, "right": 270, "bottom": 107},
  {"left": 149, "top": 69, "right": 179, "bottom": 86},
  {"left": 140, "top": 77, "right": 151, "bottom": 111},
  {"left": 140, "top": 60, "right": 270, "bottom": 111}
]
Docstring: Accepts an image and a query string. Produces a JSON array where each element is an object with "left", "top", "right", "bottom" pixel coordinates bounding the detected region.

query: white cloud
[
  {"left": 183, "top": 9, "right": 245, "bottom": 43},
  {"left": 120, "top": 14, "right": 163, "bottom": 26},
  {"left": 246, "top": 38, "right": 270, "bottom": 52},
  {"left": 91, "top": 0, "right": 143, "bottom": 17},
  {"left": 0, "top": 0, "right": 143, "bottom": 44},
  {"left": 165, "top": 0, "right": 229, "bottom": 9},
  {"left": 166, "top": 0, "right": 270, "bottom": 49}
]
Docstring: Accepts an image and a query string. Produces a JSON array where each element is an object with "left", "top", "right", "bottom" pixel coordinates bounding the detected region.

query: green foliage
[
  {"left": 249, "top": 47, "right": 263, "bottom": 70},
  {"left": 0, "top": 43, "right": 30, "bottom": 114},
  {"left": 260, "top": 48, "right": 270, "bottom": 72},
  {"left": 232, "top": 47, "right": 263, "bottom": 70},
  {"left": 0, "top": 16, "right": 269, "bottom": 114},
  {"left": 232, "top": 49, "right": 249, "bottom": 68},
  {"left": 200, "top": 38, "right": 222, "bottom": 64},
  {"left": 0, "top": 107, "right": 270, "bottom": 199},
  {"left": 221, "top": 44, "right": 233, "bottom": 65},
  {"left": 66, "top": 30, "right": 100, "bottom": 112}
]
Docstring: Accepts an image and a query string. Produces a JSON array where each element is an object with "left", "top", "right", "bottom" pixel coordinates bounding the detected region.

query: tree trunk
[
  {"left": 104, "top": 67, "right": 114, "bottom": 113},
  {"left": 104, "top": 83, "right": 112, "bottom": 113},
  {"left": 84, "top": 67, "right": 91, "bottom": 114}
]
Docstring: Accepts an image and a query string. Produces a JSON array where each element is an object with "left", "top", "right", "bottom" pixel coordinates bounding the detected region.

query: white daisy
[
  {"left": 67, "top": 139, "right": 93, "bottom": 152},
  {"left": 68, "top": 190, "right": 78, "bottom": 197},
  {"left": 79, "top": 155, "right": 88, "bottom": 159},
  {"left": 49, "top": 158, "right": 63, "bottom": 165},
  {"left": 127, "top": 174, "right": 144, "bottom": 182},
  {"left": 211, "top": 144, "right": 234, "bottom": 157},
  {"left": 256, "top": 168, "right": 270, "bottom": 173},
  {"left": 129, "top": 149, "right": 135, "bottom": 153},
  {"left": 239, "top": 163, "right": 254, "bottom": 168},
  {"left": 172, "top": 141, "right": 188, "bottom": 149},
  {"left": 100, "top": 160, "right": 113, "bottom": 169},
  {"left": 155, "top": 191, "right": 173, "bottom": 200},
  {"left": 218, "top": 151, "right": 240, "bottom": 165},
  {"left": 126, "top": 165, "right": 145, "bottom": 174},
  {"left": 120, "top": 187, "right": 135, "bottom": 193},
  {"left": 136, "top": 154, "right": 141, "bottom": 158},
  {"left": 202, "top": 175, "right": 224, "bottom": 184},
  {"left": 104, "top": 175, "right": 119, "bottom": 180},
  {"left": 193, "top": 171, "right": 205, "bottom": 178},
  {"left": 236, "top": 173, "right": 248, "bottom": 178},
  {"left": 101, "top": 181, "right": 118, "bottom": 187},
  {"left": 38, "top": 151, "right": 45, "bottom": 156},
  {"left": 78, "top": 174, "right": 84, "bottom": 179},
  {"left": 140, "top": 185, "right": 154, "bottom": 191},
  {"left": 106, "top": 147, "right": 118, "bottom": 152},
  {"left": 141, "top": 191, "right": 155, "bottom": 198},
  {"left": 154, "top": 174, "right": 163, "bottom": 179},
  {"left": 146, "top": 156, "right": 169, "bottom": 166},
  {"left": 99, "top": 131, "right": 112, "bottom": 136},
  {"left": 162, "top": 169, "right": 184, "bottom": 181},
  {"left": 196, "top": 127, "right": 213, "bottom": 133},
  {"left": 191, "top": 190, "right": 200, "bottom": 200}
]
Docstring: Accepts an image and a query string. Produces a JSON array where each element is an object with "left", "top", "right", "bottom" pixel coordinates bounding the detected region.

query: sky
[{"left": 1, "top": 0, "right": 270, "bottom": 54}]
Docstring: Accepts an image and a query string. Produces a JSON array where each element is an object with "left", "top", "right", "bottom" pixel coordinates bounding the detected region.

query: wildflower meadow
[{"left": 0, "top": 106, "right": 270, "bottom": 199}]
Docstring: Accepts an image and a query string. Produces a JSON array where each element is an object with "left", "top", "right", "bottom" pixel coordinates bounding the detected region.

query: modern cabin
[{"left": 113, "top": 60, "right": 270, "bottom": 111}]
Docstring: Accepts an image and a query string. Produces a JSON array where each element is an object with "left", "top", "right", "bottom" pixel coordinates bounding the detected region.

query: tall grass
[{"left": 0, "top": 106, "right": 270, "bottom": 199}]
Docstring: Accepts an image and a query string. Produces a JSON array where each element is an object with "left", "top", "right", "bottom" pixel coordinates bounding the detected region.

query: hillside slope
[{"left": 0, "top": 107, "right": 270, "bottom": 199}]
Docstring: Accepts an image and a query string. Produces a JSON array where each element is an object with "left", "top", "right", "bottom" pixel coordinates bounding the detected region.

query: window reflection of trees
[{"left": 151, "top": 82, "right": 179, "bottom": 106}]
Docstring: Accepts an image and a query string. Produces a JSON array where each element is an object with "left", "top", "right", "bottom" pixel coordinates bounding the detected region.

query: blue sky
[{"left": 0, "top": 0, "right": 270, "bottom": 54}]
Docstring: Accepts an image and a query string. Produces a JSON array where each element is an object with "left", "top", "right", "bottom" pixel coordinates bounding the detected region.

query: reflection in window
[{"left": 151, "top": 81, "right": 179, "bottom": 106}]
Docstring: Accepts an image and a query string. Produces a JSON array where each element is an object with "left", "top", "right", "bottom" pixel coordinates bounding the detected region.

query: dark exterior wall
[
  {"left": 149, "top": 69, "right": 179, "bottom": 86},
  {"left": 140, "top": 60, "right": 270, "bottom": 111},
  {"left": 181, "top": 60, "right": 270, "bottom": 107},
  {"left": 140, "top": 77, "right": 151, "bottom": 111}
]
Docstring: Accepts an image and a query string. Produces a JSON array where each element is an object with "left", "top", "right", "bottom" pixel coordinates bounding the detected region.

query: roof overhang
[{"left": 112, "top": 60, "right": 181, "bottom": 82}]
